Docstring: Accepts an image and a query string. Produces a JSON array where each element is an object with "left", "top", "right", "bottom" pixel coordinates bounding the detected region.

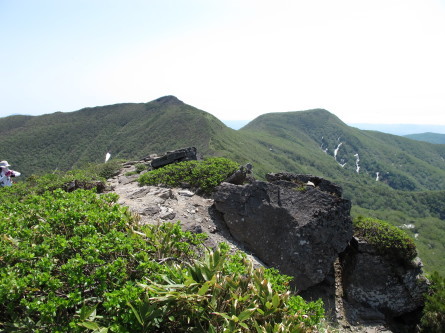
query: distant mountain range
[
  {"left": 1, "top": 95, "right": 444, "bottom": 274},
  {"left": 349, "top": 123, "right": 445, "bottom": 136},
  {"left": 404, "top": 132, "right": 445, "bottom": 144}
]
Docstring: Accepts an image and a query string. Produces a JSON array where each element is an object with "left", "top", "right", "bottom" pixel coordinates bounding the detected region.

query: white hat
[{"left": 0, "top": 160, "right": 11, "bottom": 168}]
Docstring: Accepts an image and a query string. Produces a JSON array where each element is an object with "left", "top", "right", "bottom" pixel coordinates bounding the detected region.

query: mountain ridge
[
  {"left": 2, "top": 96, "right": 444, "bottom": 193},
  {"left": 404, "top": 132, "right": 445, "bottom": 144},
  {"left": 1, "top": 95, "right": 444, "bottom": 274}
]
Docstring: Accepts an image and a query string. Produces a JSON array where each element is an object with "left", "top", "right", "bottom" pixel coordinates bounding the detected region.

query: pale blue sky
[{"left": 1, "top": 0, "right": 445, "bottom": 125}]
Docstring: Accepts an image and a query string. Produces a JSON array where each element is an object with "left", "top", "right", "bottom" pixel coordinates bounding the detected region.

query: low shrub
[
  {"left": 135, "top": 163, "right": 148, "bottom": 173},
  {"left": 126, "top": 245, "right": 324, "bottom": 332},
  {"left": 88, "top": 160, "right": 123, "bottom": 179},
  {"left": 353, "top": 216, "right": 417, "bottom": 263},
  {"left": 0, "top": 188, "right": 205, "bottom": 332},
  {"left": 1, "top": 160, "right": 122, "bottom": 200},
  {"left": 420, "top": 271, "right": 445, "bottom": 332},
  {"left": 138, "top": 157, "right": 239, "bottom": 194}
]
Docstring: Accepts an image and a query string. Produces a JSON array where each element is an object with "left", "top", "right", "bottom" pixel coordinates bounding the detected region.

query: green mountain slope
[
  {"left": 404, "top": 132, "right": 445, "bottom": 144},
  {"left": 1, "top": 97, "right": 444, "bottom": 274},
  {"left": 241, "top": 109, "right": 445, "bottom": 191},
  {"left": 1, "top": 96, "right": 233, "bottom": 174}
]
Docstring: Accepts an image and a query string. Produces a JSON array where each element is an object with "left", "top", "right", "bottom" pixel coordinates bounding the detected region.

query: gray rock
[
  {"left": 118, "top": 175, "right": 138, "bottom": 185},
  {"left": 129, "top": 187, "right": 151, "bottom": 199},
  {"left": 123, "top": 161, "right": 140, "bottom": 166},
  {"left": 159, "top": 207, "right": 176, "bottom": 220},
  {"left": 140, "top": 204, "right": 161, "bottom": 216},
  {"left": 141, "top": 154, "right": 159, "bottom": 162},
  {"left": 212, "top": 177, "right": 352, "bottom": 290},
  {"left": 342, "top": 236, "right": 429, "bottom": 321},
  {"left": 178, "top": 190, "right": 195, "bottom": 197},
  {"left": 151, "top": 147, "right": 197, "bottom": 169},
  {"left": 151, "top": 188, "right": 174, "bottom": 200},
  {"left": 186, "top": 224, "right": 203, "bottom": 234},
  {"left": 225, "top": 163, "right": 254, "bottom": 185}
]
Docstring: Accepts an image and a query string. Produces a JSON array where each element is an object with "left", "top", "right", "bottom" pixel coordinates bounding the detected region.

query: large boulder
[
  {"left": 212, "top": 174, "right": 352, "bottom": 291},
  {"left": 224, "top": 163, "right": 254, "bottom": 185},
  {"left": 151, "top": 147, "right": 198, "bottom": 169},
  {"left": 341, "top": 236, "right": 429, "bottom": 327}
]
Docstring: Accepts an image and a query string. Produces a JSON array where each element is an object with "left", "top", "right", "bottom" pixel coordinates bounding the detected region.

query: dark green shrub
[
  {"left": 353, "top": 216, "right": 417, "bottom": 263},
  {"left": 1, "top": 160, "right": 123, "bottom": 200},
  {"left": 138, "top": 157, "right": 239, "bottom": 194},
  {"left": 1, "top": 171, "right": 101, "bottom": 202},
  {"left": 84, "top": 159, "right": 123, "bottom": 179},
  {"left": 135, "top": 163, "right": 147, "bottom": 173},
  {"left": 0, "top": 188, "right": 205, "bottom": 332},
  {"left": 421, "top": 272, "right": 445, "bottom": 332}
]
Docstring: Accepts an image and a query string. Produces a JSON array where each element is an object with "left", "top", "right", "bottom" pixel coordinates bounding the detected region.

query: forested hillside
[{"left": 1, "top": 96, "right": 444, "bottom": 274}]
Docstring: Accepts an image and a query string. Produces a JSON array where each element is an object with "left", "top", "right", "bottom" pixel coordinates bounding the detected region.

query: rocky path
[{"left": 107, "top": 162, "right": 262, "bottom": 263}]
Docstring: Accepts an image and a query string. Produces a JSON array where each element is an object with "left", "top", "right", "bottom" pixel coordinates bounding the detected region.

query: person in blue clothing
[{"left": 0, "top": 160, "right": 21, "bottom": 187}]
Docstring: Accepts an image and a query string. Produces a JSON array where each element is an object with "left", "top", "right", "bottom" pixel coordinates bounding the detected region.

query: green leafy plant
[
  {"left": 293, "top": 185, "right": 307, "bottom": 192},
  {"left": 420, "top": 272, "right": 445, "bottom": 332},
  {"left": 1, "top": 160, "right": 123, "bottom": 200},
  {"left": 0, "top": 179, "right": 206, "bottom": 332},
  {"left": 135, "top": 163, "right": 148, "bottom": 173},
  {"left": 86, "top": 160, "right": 123, "bottom": 179},
  {"left": 138, "top": 157, "right": 239, "bottom": 194},
  {"left": 353, "top": 216, "right": 417, "bottom": 263},
  {"left": 129, "top": 246, "right": 325, "bottom": 332}
]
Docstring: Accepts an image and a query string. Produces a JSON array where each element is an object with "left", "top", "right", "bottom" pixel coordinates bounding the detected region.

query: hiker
[{"left": 0, "top": 160, "right": 21, "bottom": 187}]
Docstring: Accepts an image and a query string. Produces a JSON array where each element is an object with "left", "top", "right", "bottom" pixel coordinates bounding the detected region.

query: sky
[{"left": 1, "top": 0, "right": 445, "bottom": 126}]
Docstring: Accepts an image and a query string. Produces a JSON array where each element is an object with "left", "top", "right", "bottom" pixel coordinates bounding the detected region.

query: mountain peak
[{"left": 152, "top": 95, "right": 183, "bottom": 105}]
